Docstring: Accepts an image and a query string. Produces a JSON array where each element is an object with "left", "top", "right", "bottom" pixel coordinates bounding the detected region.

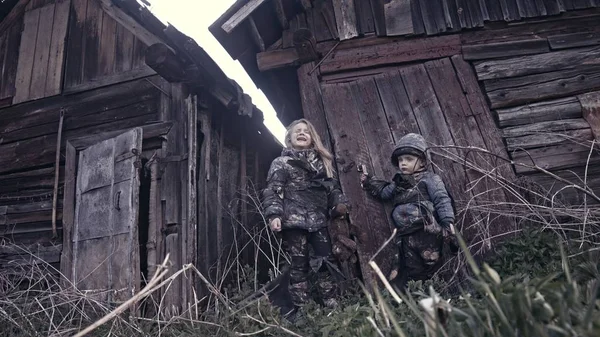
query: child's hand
[
  {"left": 360, "top": 173, "right": 369, "bottom": 184},
  {"left": 269, "top": 218, "right": 282, "bottom": 232}
]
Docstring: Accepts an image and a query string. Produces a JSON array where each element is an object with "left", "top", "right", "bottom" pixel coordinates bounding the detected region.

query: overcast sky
[{"left": 145, "top": 0, "right": 287, "bottom": 143}]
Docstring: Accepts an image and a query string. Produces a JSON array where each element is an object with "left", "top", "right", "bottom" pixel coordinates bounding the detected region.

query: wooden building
[
  {"left": 211, "top": 0, "right": 600, "bottom": 281},
  {"left": 0, "top": 0, "right": 280, "bottom": 311}
]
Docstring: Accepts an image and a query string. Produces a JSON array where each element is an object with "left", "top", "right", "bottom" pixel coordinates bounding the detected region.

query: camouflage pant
[
  {"left": 393, "top": 231, "right": 444, "bottom": 290},
  {"left": 281, "top": 228, "right": 338, "bottom": 306}
]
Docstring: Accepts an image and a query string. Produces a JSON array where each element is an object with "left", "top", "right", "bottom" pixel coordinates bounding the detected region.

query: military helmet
[{"left": 391, "top": 133, "right": 428, "bottom": 167}]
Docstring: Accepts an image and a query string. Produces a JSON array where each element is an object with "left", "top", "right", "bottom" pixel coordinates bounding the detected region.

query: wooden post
[{"left": 579, "top": 91, "right": 600, "bottom": 141}]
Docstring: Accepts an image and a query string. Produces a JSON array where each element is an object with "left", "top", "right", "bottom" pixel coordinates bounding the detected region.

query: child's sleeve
[
  {"left": 426, "top": 174, "right": 455, "bottom": 228},
  {"left": 328, "top": 175, "right": 349, "bottom": 208},
  {"left": 363, "top": 176, "right": 397, "bottom": 201},
  {"left": 262, "top": 158, "right": 287, "bottom": 221}
]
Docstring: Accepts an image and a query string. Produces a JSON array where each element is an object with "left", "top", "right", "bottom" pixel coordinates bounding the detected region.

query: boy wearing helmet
[{"left": 360, "top": 133, "right": 457, "bottom": 289}]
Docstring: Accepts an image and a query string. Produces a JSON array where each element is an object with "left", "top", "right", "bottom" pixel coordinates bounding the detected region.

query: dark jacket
[
  {"left": 363, "top": 171, "right": 455, "bottom": 231},
  {"left": 262, "top": 148, "right": 347, "bottom": 232}
]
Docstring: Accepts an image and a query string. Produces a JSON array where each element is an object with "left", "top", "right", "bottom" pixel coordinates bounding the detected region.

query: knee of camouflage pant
[{"left": 289, "top": 280, "right": 309, "bottom": 306}]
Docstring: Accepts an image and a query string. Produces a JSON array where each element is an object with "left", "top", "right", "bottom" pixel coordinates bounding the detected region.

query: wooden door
[{"left": 71, "top": 128, "right": 142, "bottom": 303}]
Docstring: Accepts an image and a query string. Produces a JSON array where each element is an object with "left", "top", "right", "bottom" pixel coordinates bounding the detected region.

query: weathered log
[
  {"left": 505, "top": 128, "right": 593, "bottom": 150},
  {"left": 293, "top": 28, "right": 319, "bottom": 63},
  {"left": 548, "top": 32, "right": 600, "bottom": 50},
  {"left": 145, "top": 43, "right": 187, "bottom": 83},
  {"left": 257, "top": 48, "right": 300, "bottom": 71},
  {"left": 463, "top": 39, "right": 550, "bottom": 60},
  {"left": 495, "top": 97, "right": 582, "bottom": 127},
  {"left": 484, "top": 65, "right": 600, "bottom": 109},
  {"left": 474, "top": 45, "right": 600, "bottom": 80},
  {"left": 502, "top": 118, "right": 591, "bottom": 137},
  {"left": 511, "top": 142, "right": 600, "bottom": 174}
]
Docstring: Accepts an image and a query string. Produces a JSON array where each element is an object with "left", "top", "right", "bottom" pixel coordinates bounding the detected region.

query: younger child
[
  {"left": 360, "top": 133, "right": 457, "bottom": 289},
  {"left": 262, "top": 119, "right": 349, "bottom": 316}
]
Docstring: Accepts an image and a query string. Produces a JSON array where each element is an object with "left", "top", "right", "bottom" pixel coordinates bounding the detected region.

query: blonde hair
[{"left": 285, "top": 118, "right": 335, "bottom": 178}]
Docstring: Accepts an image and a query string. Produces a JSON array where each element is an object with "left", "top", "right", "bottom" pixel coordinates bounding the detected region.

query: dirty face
[
  {"left": 289, "top": 122, "right": 313, "bottom": 150},
  {"left": 398, "top": 154, "right": 423, "bottom": 174}
]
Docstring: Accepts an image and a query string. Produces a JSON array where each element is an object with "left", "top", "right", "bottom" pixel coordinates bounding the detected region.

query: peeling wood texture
[
  {"left": 331, "top": 0, "right": 359, "bottom": 40},
  {"left": 579, "top": 91, "right": 600, "bottom": 140},
  {"left": 384, "top": 0, "right": 413, "bottom": 36},
  {"left": 495, "top": 97, "right": 583, "bottom": 127}
]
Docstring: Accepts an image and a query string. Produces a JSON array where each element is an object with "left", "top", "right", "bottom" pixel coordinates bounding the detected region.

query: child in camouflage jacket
[
  {"left": 262, "top": 119, "right": 349, "bottom": 317},
  {"left": 360, "top": 133, "right": 458, "bottom": 290}
]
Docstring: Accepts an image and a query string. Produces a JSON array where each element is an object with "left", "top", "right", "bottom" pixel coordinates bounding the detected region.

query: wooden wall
[
  {"left": 463, "top": 14, "right": 600, "bottom": 205},
  {"left": 0, "top": 77, "right": 162, "bottom": 271},
  {"left": 0, "top": 14, "right": 21, "bottom": 105},
  {"left": 64, "top": 0, "right": 152, "bottom": 93}
]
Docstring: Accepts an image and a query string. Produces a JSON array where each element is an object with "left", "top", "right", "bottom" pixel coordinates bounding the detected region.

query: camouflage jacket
[
  {"left": 363, "top": 170, "right": 455, "bottom": 230},
  {"left": 262, "top": 148, "right": 347, "bottom": 232}
]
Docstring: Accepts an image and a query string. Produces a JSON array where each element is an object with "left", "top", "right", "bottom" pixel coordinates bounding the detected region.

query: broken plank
[
  {"left": 579, "top": 91, "right": 600, "bottom": 140},
  {"left": 505, "top": 128, "right": 593, "bottom": 150},
  {"left": 385, "top": 0, "right": 414, "bottom": 36},
  {"left": 548, "top": 32, "right": 600, "bottom": 50},
  {"left": 320, "top": 34, "right": 461, "bottom": 73},
  {"left": 463, "top": 39, "right": 549, "bottom": 60},
  {"left": 332, "top": 0, "right": 359, "bottom": 40},
  {"left": 496, "top": 96, "right": 583, "bottom": 127},
  {"left": 474, "top": 45, "right": 600, "bottom": 80},
  {"left": 221, "top": 0, "right": 267, "bottom": 34},
  {"left": 485, "top": 65, "right": 600, "bottom": 109}
]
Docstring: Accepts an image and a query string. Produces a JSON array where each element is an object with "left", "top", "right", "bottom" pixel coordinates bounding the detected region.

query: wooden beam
[
  {"left": 548, "top": 32, "right": 600, "bottom": 50},
  {"left": 320, "top": 34, "right": 461, "bottom": 73},
  {"left": 0, "top": 0, "right": 31, "bottom": 34},
  {"left": 579, "top": 91, "right": 600, "bottom": 141},
  {"left": 99, "top": 0, "right": 166, "bottom": 48},
  {"left": 293, "top": 28, "right": 319, "bottom": 63},
  {"left": 496, "top": 97, "right": 583, "bottom": 127},
  {"left": 145, "top": 43, "right": 187, "bottom": 82},
  {"left": 463, "top": 39, "right": 550, "bottom": 60},
  {"left": 221, "top": 0, "right": 267, "bottom": 34},
  {"left": 332, "top": 0, "right": 359, "bottom": 40},
  {"left": 257, "top": 48, "right": 300, "bottom": 71}
]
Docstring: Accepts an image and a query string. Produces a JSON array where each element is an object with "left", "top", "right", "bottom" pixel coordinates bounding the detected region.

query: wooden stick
[{"left": 51, "top": 109, "right": 65, "bottom": 239}]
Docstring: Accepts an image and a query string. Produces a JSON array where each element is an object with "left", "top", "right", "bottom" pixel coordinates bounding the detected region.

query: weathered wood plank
[
  {"left": 502, "top": 118, "right": 591, "bottom": 137},
  {"left": 13, "top": 7, "right": 41, "bottom": 104},
  {"left": 1, "top": 20, "right": 23, "bottom": 100},
  {"left": 548, "top": 31, "right": 600, "bottom": 50},
  {"left": 511, "top": 142, "right": 600, "bottom": 174},
  {"left": 59, "top": 141, "right": 76, "bottom": 281},
  {"left": 506, "top": 128, "right": 593, "bottom": 150},
  {"left": 368, "top": 0, "right": 386, "bottom": 36},
  {"left": 474, "top": 45, "right": 600, "bottom": 80},
  {"left": 98, "top": 10, "right": 117, "bottom": 77},
  {"left": 64, "top": 0, "right": 87, "bottom": 88},
  {"left": 579, "top": 91, "right": 600, "bottom": 140},
  {"left": 99, "top": 0, "right": 166, "bottom": 48},
  {"left": 83, "top": 0, "right": 102, "bottom": 82},
  {"left": 451, "top": 55, "right": 516, "bottom": 179},
  {"left": 354, "top": 0, "right": 375, "bottom": 34},
  {"left": 496, "top": 96, "right": 583, "bottom": 127},
  {"left": 297, "top": 63, "right": 332, "bottom": 150},
  {"left": 385, "top": 0, "right": 414, "bottom": 36},
  {"left": 45, "top": 0, "right": 70, "bottom": 97},
  {"left": 29, "top": 3, "right": 56, "bottom": 100},
  {"left": 221, "top": 0, "right": 267, "bottom": 34},
  {"left": 321, "top": 0, "right": 340, "bottom": 39},
  {"left": 332, "top": 0, "right": 359, "bottom": 40},
  {"left": 484, "top": 65, "right": 600, "bottom": 109},
  {"left": 320, "top": 34, "right": 461, "bottom": 73},
  {"left": 321, "top": 81, "right": 392, "bottom": 285},
  {"left": 0, "top": 31, "right": 8, "bottom": 99},
  {"left": 463, "top": 39, "right": 549, "bottom": 60},
  {"left": 373, "top": 71, "right": 420, "bottom": 143},
  {"left": 272, "top": 0, "right": 288, "bottom": 29},
  {"left": 63, "top": 67, "right": 155, "bottom": 94},
  {"left": 247, "top": 17, "right": 265, "bottom": 52},
  {"left": 0, "top": 244, "right": 62, "bottom": 267},
  {"left": 419, "top": 0, "right": 445, "bottom": 34}
]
